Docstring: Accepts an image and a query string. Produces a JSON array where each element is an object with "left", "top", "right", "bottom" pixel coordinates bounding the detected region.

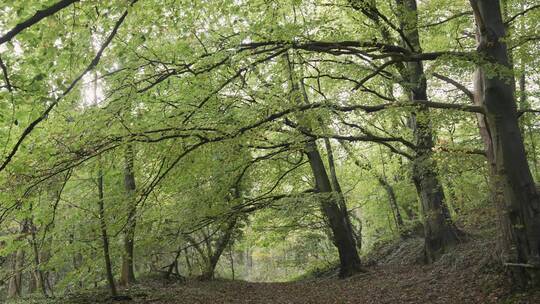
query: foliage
[{"left": 0, "top": 0, "right": 538, "bottom": 302}]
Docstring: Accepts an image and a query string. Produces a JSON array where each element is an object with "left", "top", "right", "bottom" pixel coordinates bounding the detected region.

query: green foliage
[{"left": 0, "top": 0, "right": 538, "bottom": 300}]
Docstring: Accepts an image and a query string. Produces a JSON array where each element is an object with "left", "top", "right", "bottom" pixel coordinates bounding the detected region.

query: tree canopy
[{"left": 0, "top": 0, "right": 539, "bottom": 302}]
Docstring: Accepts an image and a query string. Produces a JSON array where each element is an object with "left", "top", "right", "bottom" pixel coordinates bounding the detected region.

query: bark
[
  {"left": 324, "top": 138, "right": 362, "bottom": 249},
  {"left": 286, "top": 54, "right": 361, "bottom": 277},
  {"left": 44, "top": 272, "right": 54, "bottom": 297},
  {"left": 305, "top": 140, "right": 362, "bottom": 277},
  {"left": 228, "top": 247, "right": 235, "bottom": 280},
  {"left": 470, "top": 0, "right": 540, "bottom": 288},
  {"left": 473, "top": 52, "right": 512, "bottom": 266},
  {"left": 7, "top": 247, "right": 25, "bottom": 299},
  {"left": 377, "top": 176, "right": 405, "bottom": 232},
  {"left": 184, "top": 248, "right": 193, "bottom": 276},
  {"left": 199, "top": 218, "right": 238, "bottom": 280},
  {"left": 28, "top": 271, "right": 36, "bottom": 294},
  {"left": 161, "top": 245, "right": 186, "bottom": 281},
  {"left": 350, "top": 0, "right": 459, "bottom": 260},
  {"left": 395, "top": 0, "right": 460, "bottom": 262},
  {"left": 29, "top": 223, "right": 48, "bottom": 296},
  {"left": 341, "top": 141, "right": 406, "bottom": 236},
  {"left": 97, "top": 164, "right": 118, "bottom": 297},
  {"left": 164, "top": 248, "right": 182, "bottom": 280},
  {"left": 120, "top": 144, "right": 137, "bottom": 286}
]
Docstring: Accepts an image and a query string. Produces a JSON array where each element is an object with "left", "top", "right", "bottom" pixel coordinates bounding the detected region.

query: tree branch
[
  {"left": 0, "top": 0, "right": 80, "bottom": 45},
  {"left": 506, "top": 5, "right": 540, "bottom": 25},
  {"left": 0, "top": 1, "right": 137, "bottom": 172},
  {"left": 0, "top": 56, "right": 12, "bottom": 92},
  {"left": 432, "top": 72, "right": 474, "bottom": 101}
]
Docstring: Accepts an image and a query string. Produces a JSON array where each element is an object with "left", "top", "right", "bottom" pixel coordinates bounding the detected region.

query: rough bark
[
  {"left": 305, "top": 140, "right": 362, "bottom": 277},
  {"left": 119, "top": 144, "right": 137, "bottom": 286},
  {"left": 470, "top": 0, "right": 540, "bottom": 288}
]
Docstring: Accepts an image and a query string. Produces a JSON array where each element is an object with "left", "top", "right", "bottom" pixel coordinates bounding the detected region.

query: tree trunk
[
  {"left": 228, "top": 247, "right": 235, "bottom": 280},
  {"left": 97, "top": 163, "right": 118, "bottom": 297},
  {"left": 377, "top": 176, "right": 406, "bottom": 234},
  {"left": 199, "top": 217, "right": 237, "bottom": 280},
  {"left": 28, "top": 271, "right": 37, "bottom": 294},
  {"left": 184, "top": 248, "right": 192, "bottom": 276},
  {"left": 395, "top": 0, "right": 460, "bottom": 262},
  {"left": 305, "top": 140, "right": 362, "bottom": 277},
  {"left": 340, "top": 141, "right": 406, "bottom": 237},
  {"left": 164, "top": 247, "right": 183, "bottom": 280},
  {"left": 120, "top": 144, "right": 137, "bottom": 286},
  {"left": 29, "top": 223, "right": 48, "bottom": 296},
  {"left": 324, "top": 138, "right": 362, "bottom": 249},
  {"left": 470, "top": 0, "right": 540, "bottom": 288},
  {"left": 286, "top": 53, "right": 362, "bottom": 277},
  {"left": 8, "top": 247, "right": 25, "bottom": 299}
]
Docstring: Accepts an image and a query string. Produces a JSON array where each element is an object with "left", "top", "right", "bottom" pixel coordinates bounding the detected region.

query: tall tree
[
  {"left": 470, "top": 0, "right": 540, "bottom": 287},
  {"left": 96, "top": 161, "right": 118, "bottom": 297},
  {"left": 119, "top": 143, "right": 137, "bottom": 286},
  {"left": 287, "top": 55, "right": 362, "bottom": 277}
]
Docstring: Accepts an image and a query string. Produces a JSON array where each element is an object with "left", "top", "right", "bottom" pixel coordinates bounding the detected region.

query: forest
[{"left": 0, "top": 0, "right": 539, "bottom": 303}]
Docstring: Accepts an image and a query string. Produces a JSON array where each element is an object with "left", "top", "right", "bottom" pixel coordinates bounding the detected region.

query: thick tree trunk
[
  {"left": 120, "top": 144, "right": 137, "bottom": 286},
  {"left": 395, "top": 0, "right": 460, "bottom": 262},
  {"left": 470, "top": 0, "right": 540, "bottom": 288},
  {"left": 305, "top": 140, "right": 362, "bottom": 277},
  {"left": 97, "top": 164, "right": 118, "bottom": 297},
  {"left": 473, "top": 57, "right": 513, "bottom": 266}
]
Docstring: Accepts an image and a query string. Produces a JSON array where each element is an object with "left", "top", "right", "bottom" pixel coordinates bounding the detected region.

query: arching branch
[{"left": 0, "top": 1, "right": 138, "bottom": 172}]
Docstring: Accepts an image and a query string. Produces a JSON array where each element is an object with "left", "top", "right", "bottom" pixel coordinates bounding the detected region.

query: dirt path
[
  {"left": 60, "top": 237, "right": 540, "bottom": 304},
  {"left": 99, "top": 265, "right": 534, "bottom": 304}
]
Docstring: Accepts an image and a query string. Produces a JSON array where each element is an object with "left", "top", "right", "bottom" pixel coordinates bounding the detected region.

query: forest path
[{"left": 108, "top": 264, "right": 515, "bottom": 304}]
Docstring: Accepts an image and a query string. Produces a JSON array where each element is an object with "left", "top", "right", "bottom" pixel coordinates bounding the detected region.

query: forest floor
[
  {"left": 16, "top": 213, "right": 540, "bottom": 304},
  {"left": 30, "top": 235, "right": 540, "bottom": 304},
  {"left": 45, "top": 263, "right": 540, "bottom": 304}
]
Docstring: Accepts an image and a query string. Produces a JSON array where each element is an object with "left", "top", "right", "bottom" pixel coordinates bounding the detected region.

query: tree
[
  {"left": 96, "top": 160, "right": 118, "bottom": 298},
  {"left": 470, "top": 0, "right": 540, "bottom": 287},
  {"left": 119, "top": 143, "right": 137, "bottom": 286}
]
